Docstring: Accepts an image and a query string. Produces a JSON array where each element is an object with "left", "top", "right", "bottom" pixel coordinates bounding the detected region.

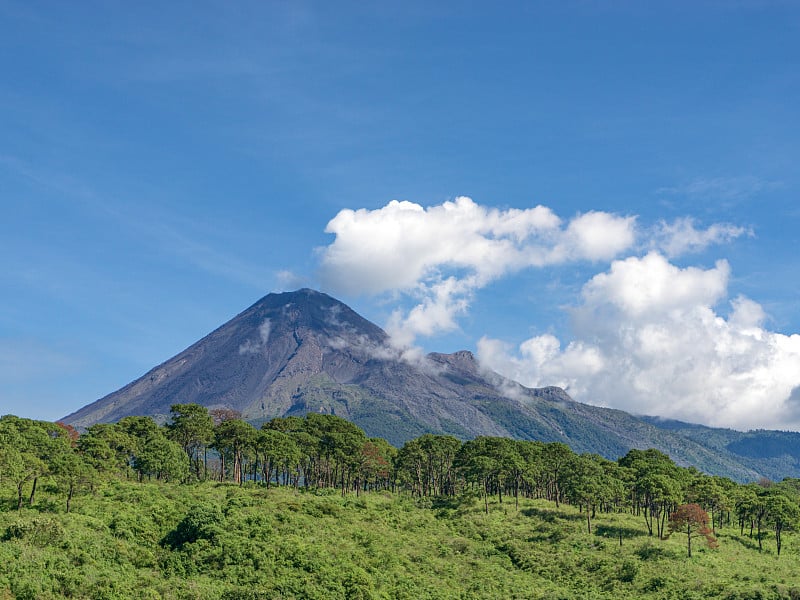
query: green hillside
[
  {"left": 3, "top": 481, "right": 800, "bottom": 599},
  {"left": 4, "top": 409, "right": 800, "bottom": 599}
]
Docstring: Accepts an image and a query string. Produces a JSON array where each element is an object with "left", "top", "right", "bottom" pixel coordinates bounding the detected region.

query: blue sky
[{"left": 1, "top": 1, "right": 799, "bottom": 430}]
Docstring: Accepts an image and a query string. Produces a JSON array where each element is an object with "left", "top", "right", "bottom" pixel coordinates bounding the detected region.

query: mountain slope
[
  {"left": 641, "top": 416, "right": 800, "bottom": 482},
  {"left": 63, "top": 289, "right": 789, "bottom": 482}
]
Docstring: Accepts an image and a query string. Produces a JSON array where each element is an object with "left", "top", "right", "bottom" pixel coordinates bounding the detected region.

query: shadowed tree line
[{"left": 2, "top": 404, "right": 800, "bottom": 557}]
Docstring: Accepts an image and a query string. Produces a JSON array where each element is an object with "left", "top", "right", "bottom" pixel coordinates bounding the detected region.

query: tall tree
[
  {"left": 765, "top": 490, "right": 800, "bottom": 556},
  {"left": 668, "top": 503, "right": 718, "bottom": 558},
  {"left": 214, "top": 419, "right": 256, "bottom": 484},
  {"left": 541, "top": 443, "right": 574, "bottom": 508},
  {"left": 396, "top": 434, "right": 461, "bottom": 497},
  {"left": 50, "top": 450, "right": 95, "bottom": 512},
  {"left": 562, "top": 454, "right": 606, "bottom": 534},
  {"left": 166, "top": 403, "right": 214, "bottom": 479},
  {"left": 619, "top": 449, "right": 684, "bottom": 538},
  {"left": 456, "top": 437, "right": 521, "bottom": 512},
  {"left": 689, "top": 475, "right": 730, "bottom": 535},
  {"left": 0, "top": 416, "right": 53, "bottom": 508},
  {"left": 134, "top": 434, "right": 189, "bottom": 482}
]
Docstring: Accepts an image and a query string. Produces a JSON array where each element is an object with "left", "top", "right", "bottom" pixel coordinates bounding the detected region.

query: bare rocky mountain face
[{"left": 63, "top": 289, "right": 800, "bottom": 482}]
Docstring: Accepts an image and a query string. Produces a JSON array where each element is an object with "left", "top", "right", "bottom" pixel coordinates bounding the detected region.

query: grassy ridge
[{"left": 2, "top": 480, "right": 800, "bottom": 600}]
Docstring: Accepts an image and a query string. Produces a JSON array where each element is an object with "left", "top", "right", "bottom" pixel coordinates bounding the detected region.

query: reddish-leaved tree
[{"left": 668, "top": 503, "right": 718, "bottom": 557}]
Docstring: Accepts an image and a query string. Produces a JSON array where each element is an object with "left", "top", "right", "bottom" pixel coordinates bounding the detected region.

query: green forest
[{"left": 2, "top": 406, "right": 800, "bottom": 599}]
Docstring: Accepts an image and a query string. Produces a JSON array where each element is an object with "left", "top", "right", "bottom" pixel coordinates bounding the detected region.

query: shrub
[
  {"left": 3, "top": 516, "right": 65, "bottom": 547},
  {"left": 617, "top": 559, "right": 638, "bottom": 583},
  {"left": 162, "top": 503, "right": 224, "bottom": 549}
]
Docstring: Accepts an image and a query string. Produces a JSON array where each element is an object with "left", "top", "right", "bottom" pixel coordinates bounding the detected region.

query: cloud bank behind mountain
[{"left": 318, "top": 197, "right": 798, "bottom": 431}]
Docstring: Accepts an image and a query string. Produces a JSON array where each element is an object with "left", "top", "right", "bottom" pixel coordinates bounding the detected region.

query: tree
[
  {"left": 733, "top": 485, "right": 759, "bottom": 538},
  {"left": 689, "top": 475, "right": 731, "bottom": 535},
  {"left": 668, "top": 503, "right": 718, "bottom": 557},
  {"left": 256, "top": 428, "right": 300, "bottom": 487},
  {"left": 0, "top": 444, "right": 45, "bottom": 509},
  {"left": 360, "top": 438, "right": 396, "bottom": 492},
  {"left": 213, "top": 419, "right": 256, "bottom": 484},
  {"left": 619, "top": 448, "right": 684, "bottom": 538},
  {"left": 50, "top": 450, "right": 95, "bottom": 512},
  {"left": 301, "top": 413, "right": 367, "bottom": 493},
  {"left": 78, "top": 423, "right": 136, "bottom": 477},
  {"left": 134, "top": 434, "right": 189, "bottom": 482},
  {"left": 396, "top": 434, "right": 461, "bottom": 497},
  {"left": 0, "top": 416, "right": 51, "bottom": 508},
  {"left": 765, "top": 490, "right": 800, "bottom": 556},
  {"left": 455, "top": 437, "right": 521, "bottom": 513},
  {"left": 540, "top": 443, "right": 574, "bottom": 508},
  {"left": 166, "top": 403, "right": 214, "bottom": 479},
  {"left": 562, "top": 454, "right": 606, "bottom": 534}
]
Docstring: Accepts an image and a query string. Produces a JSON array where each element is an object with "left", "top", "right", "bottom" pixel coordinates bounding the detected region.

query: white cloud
[
  {"left": 577, "top": 252, "right": 729, "bottom": 319},
  {"left": 478, "top": 252, "right": 800, "bottom": 431},
  {"left": 238, "top": 340, "right": 261, "bottom": 355},
  {"left": 259, "top": 319, "right": 272, "bottom": 344},
  {"left": 478, "top": 335, "right": 605, "bottom": 398},
  {"left": 320, "top": 197, "right": 636, "bottom": 296},
  {"left": 319, "top": 197, "right": 636, "bottom": 348},
  {"left": 384, "top": 276, "right": 474, "bottom": 347},
  {"left": 239, "top": 319, "right": 272, "bottom": 354},
  {"left": 553, "top": 211, "right": 637, "bottom": 263},
  {"left": 652, "top": 217, "right": 751, "bottom": 257}
]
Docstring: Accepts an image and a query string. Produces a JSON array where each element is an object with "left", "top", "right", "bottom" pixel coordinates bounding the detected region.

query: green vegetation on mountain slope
[
  {"left": 4, "top": 482, "right": 800, "bottom": 600},
  {"left": 3, "top": 408, "right": 800, "bottom": 599}
]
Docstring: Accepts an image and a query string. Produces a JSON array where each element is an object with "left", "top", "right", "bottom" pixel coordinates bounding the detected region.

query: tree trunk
[
  {"left": 687, "top": 523, "right": 692, "bottom": 558},
  {"left": 757, "top": 518, "right": 763, "bottom": 552},
  {"left": 28, "top": 477, "right": 37, "bottom": 506},
  {"left": 234, "top": 450, "right": 242, "bottom": 485},
  {"left": 711, "top": 508, "right": 716, "bottom": 535}
]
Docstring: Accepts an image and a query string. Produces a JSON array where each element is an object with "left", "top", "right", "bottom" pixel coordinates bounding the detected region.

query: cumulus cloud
[
  {"left": 652, "top": 217, "right": 751, "bottom": 257},
  {"left": 321, "top": 198, "right": 637, "bottom": 295},
  {"left": 478, "top": 252, "right": 800, "bottom": 431},
  {"left": 319, "top": 197, "right": 636, "bottom": 347},
  {"left": 316, "top": 196, "right": 775, "bottom": 426}
]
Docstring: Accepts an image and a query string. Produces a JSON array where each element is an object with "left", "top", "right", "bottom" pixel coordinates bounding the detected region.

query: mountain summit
[
  {"left": 63, "top": 289, "right": 800, "bottom": 481},
  {"left": 64, "top": 289, "right": 531, "bottom": 443}
]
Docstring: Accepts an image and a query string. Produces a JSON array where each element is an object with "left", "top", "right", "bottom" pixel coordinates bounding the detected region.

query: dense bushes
[{"left": 4, "top": 408, "right": 800, "bottom": 598}]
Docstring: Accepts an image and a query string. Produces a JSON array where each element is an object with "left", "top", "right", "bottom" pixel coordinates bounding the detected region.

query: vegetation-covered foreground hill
[
  {"left": 5, "top": 409, "right": 800, "bottom": 599},
  {"left": 2, "top": 481, "right": 800, "bottom": 600}
]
